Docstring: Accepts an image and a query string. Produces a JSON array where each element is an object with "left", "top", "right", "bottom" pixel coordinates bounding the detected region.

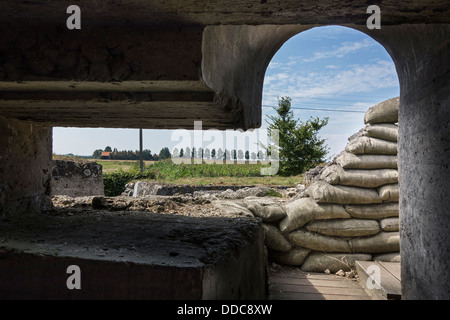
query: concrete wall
[
  {"left": 0, "top": 116, "right": 52, "bottom": 217},
  {"left": 367, "top": 24, "right": 450, "bottom": 300},
  {"left": 51, "top": 160, "right": 104, "bottom": 197}
]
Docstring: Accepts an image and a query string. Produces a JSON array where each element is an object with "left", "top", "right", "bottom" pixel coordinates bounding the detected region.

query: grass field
[
  {"left": 93, "top": 160, "right": 156, "bottom": 173},
  {"left": 99, "top": 159, "right": 303, "bottom": 186},
  {"left": 53, "top": 155, "right": 306, "bottom": 188}
]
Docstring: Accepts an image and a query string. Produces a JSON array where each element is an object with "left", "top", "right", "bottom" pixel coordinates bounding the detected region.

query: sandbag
[
  {"left": 344, "top": 202, "right": 399, "bottom": 219},
  {"left": 306, "top": 181, "right": 382, "bottom": 204},
  {"left": 345, "top": 136, "right": 397, "bottom": 155},
  {"left": 380, "top": 217, "right": 399, "bottom": 232},
  {"left": 349, "top": 231, "right": 400, "bottom": 253},
  {"left": 246, "top": 202, "right": 286, "bottom": 222},
  {"left": 306, "top": 219, "right": 380, "bottom": 237},
  {"left": 288, "top": 229, "right": 351, "bottom": 252},
  {"left": 319, "top": 164, "right": 398, "bottom": 188},
  {"left": 212, "top": 200, "right": 254, "bottom": 217},
  {"left": 334, "top": 151, "right": 397, "bottom": 169},
  {"left": 364, "top": 123, "right": 398, "bottom": 142},
  {"left": 364, "top": 97, "right": 399, "bottom": 124},
  {"left": 378, "top": 183, "right": 399, "bottom": 202},
  {"left": 279, "top": 197, "right": 350, "bottom": 233},
  {"left": 300, "top": 252, "right": 372, "bottom": 273},
  {"left": 262, "top": 223, "right": 291, "bottom": 252},
  {"left": 268, "top": 247, "right": 310, "bottom": 266}
]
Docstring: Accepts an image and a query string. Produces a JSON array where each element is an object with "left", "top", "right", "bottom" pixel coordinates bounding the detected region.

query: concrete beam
[
  {"left": 0, "top": 80, "right": 241, "bottom": 129},
  {"left": 1, "top": 1, "right": 449, "bottom": 27}
]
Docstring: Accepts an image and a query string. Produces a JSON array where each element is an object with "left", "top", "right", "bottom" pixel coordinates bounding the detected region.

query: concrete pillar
[
  {"left": 0, "top": 116, "right": 53, "bottom": 217},
  {"left": 367, "top": 24, "right": 450, "bottom": 299}
]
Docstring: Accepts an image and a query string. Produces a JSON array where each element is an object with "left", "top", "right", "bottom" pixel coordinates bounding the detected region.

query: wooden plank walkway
[
  {"left": 268, "top": 267, "right": 372, "bottom": 300},
  {"left": 356, "top": 261, "right": 401, "bottom": 300}
]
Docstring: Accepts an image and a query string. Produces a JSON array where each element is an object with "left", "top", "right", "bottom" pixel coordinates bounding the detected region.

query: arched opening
[
  {"left": 262, "top": 25, "right": 399, "bottom": 159},
  {"left": 259, "top": 25, "right": 402, "bottom": 299}
]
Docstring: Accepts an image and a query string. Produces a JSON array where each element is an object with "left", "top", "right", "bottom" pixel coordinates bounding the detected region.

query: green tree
[
  {"left": 179, "top": 148, "right": 184, "bottom": 158},
  {"left": 93, "top": 149, "right": 103, "bottom": 159},
  {"left": 159, "top": 147, "right": 171, "bottom": 160},
  {"left": 211, "top": 148, "right": 216, "bottom": 159},
  {"left": 104, "top": 146, "right": 112, "bottom": 152},
  {"left": 267, "top": 96, "right": 329, "bottom": 175}
]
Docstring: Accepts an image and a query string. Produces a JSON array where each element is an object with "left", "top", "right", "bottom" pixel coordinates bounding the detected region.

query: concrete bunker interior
[{"left": 0, "top": 1, "right": 449, "bottom": 300}]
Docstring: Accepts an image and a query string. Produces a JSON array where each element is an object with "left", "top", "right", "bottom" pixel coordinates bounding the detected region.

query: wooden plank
[
  {"left": 356, "top": 261, "right": 401, "bottom": 300},
  {"left": 269, "top": 291, "right": 371, "bottom": 300},
  {"left": 270, "top": 276, "right": 357, "bottom": 288},
  {"left": 268, "top": 267, "right": 372, "bottom": 300},
  {"left": 269, "top": 271, "right": 342, "bottom": 280},
  {"left": 270, "top": 283, "right": 368, "bottom": 296},
  {"left": 378, "top": 261, "right": 401, "bottom": 282}
]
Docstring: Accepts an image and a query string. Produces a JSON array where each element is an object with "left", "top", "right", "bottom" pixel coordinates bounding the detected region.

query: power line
[{"left": 262, "top": 105, "right": 366, "bottom": 113}]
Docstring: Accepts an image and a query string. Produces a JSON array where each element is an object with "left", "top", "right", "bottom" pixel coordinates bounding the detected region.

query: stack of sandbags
[{"left": 265, "top": 97, "right": 401, "bottom": 272}]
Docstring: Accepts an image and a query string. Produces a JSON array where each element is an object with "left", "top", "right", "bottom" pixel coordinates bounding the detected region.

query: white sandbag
[
  {"left": 262, "top": 223, "right": 292, "bottom": 252},
  {"left": 380, "top": 217, "right": 399, "bottom": 232},
  {"left": 334, "top": 152, "right": 397, "bottom": 169},
  {"left": 300, "top": 252, "right": 372, "bottom": 273},
  {"left": 378, "top": 183, "right": 399, "bottom": 202},
  {"left": 306, "top": 181, "right": 382, "bottom": 204},
  {"left": 246, "top": 202, "right": 286, "bottom": 222},
  {"left": 345, "top": 136, "right": 397, "bottom": 155},
  {"left": 212, "top": 200, "right": 254, "bottom": 217},
  {"left": 306, "top": 219, "right": 380, "bottom": 237},
  {"left": 319, "top": 164, "right": 398, "bottom": 188},
  {"left": 268, "top": 247, "right": 310, "bottom": 266},
  {"left": 344, "top": 203, "right": 399, "bottom": 219},
  {"left": 364, "top": 123, "right": 398, "bottom": 142},
  {"left": 364, "top": 97, "right": 399, "bottom": 124},
  {"left": 349, "top": 231, "right": 400, "bottom": 253},
  {"left": 279, "top": 197, "right": 350, "bottom": 233},
  {"left": 287, "top": 229, "right": 351, "bottom": 252}
]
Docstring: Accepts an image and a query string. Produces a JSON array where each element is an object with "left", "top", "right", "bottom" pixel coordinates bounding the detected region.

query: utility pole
[{"left": 139, "top": 128, "right": 143, "bottom": 172}]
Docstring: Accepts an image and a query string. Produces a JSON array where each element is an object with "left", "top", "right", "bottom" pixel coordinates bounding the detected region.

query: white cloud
[
  {"left": 302, "top": 39, "right": 376, "bottom": 62},
  {"left": 263, "top": 60, "right": 398, "bottom": 105}
]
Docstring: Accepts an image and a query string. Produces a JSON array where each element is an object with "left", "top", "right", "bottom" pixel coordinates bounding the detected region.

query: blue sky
[{"left": 53, "top": 25, "right": 399, "bottom": 160}]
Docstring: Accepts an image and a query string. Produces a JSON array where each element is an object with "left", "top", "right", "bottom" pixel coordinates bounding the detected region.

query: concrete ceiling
[
  {"left": 1, "top": 0, "right": 449, "bottom": 26},
  {"left": 0, "top": 1, "right": 449, "bottom": 130}
]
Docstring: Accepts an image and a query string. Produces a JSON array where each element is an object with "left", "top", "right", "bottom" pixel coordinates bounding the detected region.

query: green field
[{"left": 53, "top": 156, "right": 306, "bottom": 195}]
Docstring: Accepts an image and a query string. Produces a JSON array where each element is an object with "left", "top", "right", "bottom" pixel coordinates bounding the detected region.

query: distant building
[{"left": 100, "top": 151, "right": 112, "bottom": 159}]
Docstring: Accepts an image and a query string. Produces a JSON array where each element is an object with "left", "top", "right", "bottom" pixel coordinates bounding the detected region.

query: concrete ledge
[{"left": 0, "top": 210, "right": 265, "bottom": 299}]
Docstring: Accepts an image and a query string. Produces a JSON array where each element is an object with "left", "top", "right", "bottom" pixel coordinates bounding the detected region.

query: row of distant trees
[
  {"left": 173, "top": 147, "right": 267, "bottom": 161},
  {"left": 93, "top": 146, "right": 171, "bottom": 161},
  {"left": 92, "top": 145, "right": 267, "bottom": 161},
  {"left": 92, "top": 97, "right": 329, "bottom": 175}
]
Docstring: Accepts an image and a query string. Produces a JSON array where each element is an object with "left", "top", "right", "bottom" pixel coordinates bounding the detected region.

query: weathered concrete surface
[
  {"left": 0, "top": 116, "right": 53, "bottom": 217},
  {"left": 0, "top": 2, "right": 448, "bottom": 130},
  {"left": 1, "top": 1, "right": 448, "bottom": 26},
  {"left": 0, "top": 210, "right": 265, "bottom": 299},
  {"left": 0, "top": 1, "right": 449, "bottom": 301},
  {"left": 51, "top": 160, "right": 104, "bottom": 197},
  {"left": 202, "top": 25, "right": 308, "bottom": 129},
  {"left": 361, "top": 24, "right": 450, "bottom": 300}
]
